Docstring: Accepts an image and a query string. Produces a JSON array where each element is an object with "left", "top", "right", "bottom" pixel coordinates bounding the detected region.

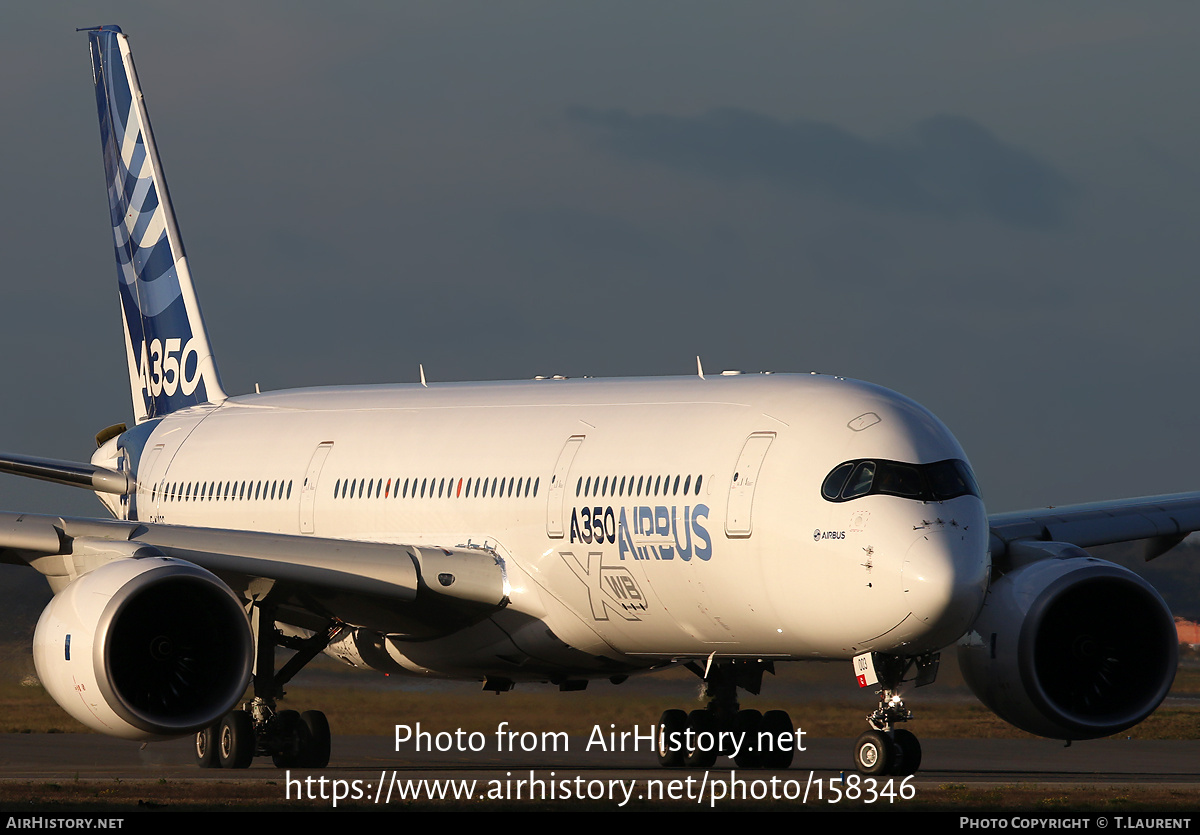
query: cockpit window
[
  {"left": 842, "top": 462, "right": 876, "bottom": 500},
  {"left": 820, "top": 458, "right": 980, "bottom": 503},
  {"left": 821, "top": 462, "right": 854, "bottom": 500}
]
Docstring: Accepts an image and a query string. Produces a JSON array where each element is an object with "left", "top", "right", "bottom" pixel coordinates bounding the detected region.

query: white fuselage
[{"left": 107, "top": 372, "right": 990, "bottom": 680}]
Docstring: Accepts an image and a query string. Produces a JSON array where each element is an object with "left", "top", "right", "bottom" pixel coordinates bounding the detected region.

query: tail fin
[{"left": 85, "top": 26, "right": 226, "bottom": 422}]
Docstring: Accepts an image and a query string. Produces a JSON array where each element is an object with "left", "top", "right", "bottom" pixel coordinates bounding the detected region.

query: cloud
[{"left": 568, "top": 107, "right": 1076, "bottom": 228}]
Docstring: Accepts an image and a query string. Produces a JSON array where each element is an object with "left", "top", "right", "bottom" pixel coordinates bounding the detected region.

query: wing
[
  {"left": 0, "top": 510, "right": 508, "bottom": 637},
  {"left": 988, "top": 490, "right": 1200, "bottom": 563}
]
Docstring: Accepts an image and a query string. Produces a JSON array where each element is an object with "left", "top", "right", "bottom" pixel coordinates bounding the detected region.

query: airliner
[{"left": 0, "top": 25, "right": 1194, "bottom": 776}]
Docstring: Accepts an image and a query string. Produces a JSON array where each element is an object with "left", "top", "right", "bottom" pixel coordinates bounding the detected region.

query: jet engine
[
  {"left": 958, "top": 550, "right": 1177, "bottom": 740},
  {"left": 33, "top": 555, "right": 253, "bottom": 739}
]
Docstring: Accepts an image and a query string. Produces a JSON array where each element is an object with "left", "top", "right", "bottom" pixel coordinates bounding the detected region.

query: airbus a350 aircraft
[{"left": 1, "top": 26, "right": 1196, "bottom": 775}]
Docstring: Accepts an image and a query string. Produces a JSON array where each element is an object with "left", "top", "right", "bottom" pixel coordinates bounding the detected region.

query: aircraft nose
[{"left": 901, "top": 528, "right": 989, "bottom": 650}]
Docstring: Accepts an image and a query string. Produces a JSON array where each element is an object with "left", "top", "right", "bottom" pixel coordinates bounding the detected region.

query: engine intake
[
  {"left": 958, "top": 551, "right": 1177, "bottom": 740},
  {"left": 34, "top": 555, "right": 253, "bottom": 739}
]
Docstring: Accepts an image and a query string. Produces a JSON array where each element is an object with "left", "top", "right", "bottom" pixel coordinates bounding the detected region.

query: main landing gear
[
  {"left": 851, "top": 652, "right": 938, "bottom": 777},
  {"left": 195, "top": 604, "right": 337, "bottom": 769},
  {"left": 656, "top": 659, "right": 795, "bottom": 770}
]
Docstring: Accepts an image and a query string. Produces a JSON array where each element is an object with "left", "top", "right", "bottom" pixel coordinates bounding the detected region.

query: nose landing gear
[{"left": 851, "top": 652, "right": 937, "bottom": 776}]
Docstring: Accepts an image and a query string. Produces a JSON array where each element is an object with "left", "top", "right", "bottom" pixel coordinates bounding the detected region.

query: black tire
[
  {"left": 657, "top": 709, "right": 687, "bottom": 768},
  {"left": 891, "top": 728, "right": 922, "bottom": 776},
  {"left": 759, "top": 710, "right": 795, "bottom": 769},
  {"left": 684, "top": 710, "right": 717, "bottom": 768},
  {"left": 854, "top": 730, "right": 893, "bottom": 775},
  {"left": 218, "top": 710, "right": 255, "bottom": 769},
  {"left": 300, "top": 710, "right": 331, "bottom": 768},
  {"left": 195, "top": 724, "right": 220, "bottom": 768},
  {"left": 733, "top": 709, "right": 763, "bottom": 768},
  {"left": 271, "top": 710, "right": 308, "bottom": 768}
]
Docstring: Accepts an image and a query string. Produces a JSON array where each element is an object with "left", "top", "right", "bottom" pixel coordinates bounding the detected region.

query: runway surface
[{"left": 1, "top": 733, "right": 1196, "bottom": 784}]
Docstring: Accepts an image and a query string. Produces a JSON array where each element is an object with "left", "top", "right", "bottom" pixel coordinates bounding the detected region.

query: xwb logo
[{"left": 561, "top": 551, "right": 647, "bottom": 621}]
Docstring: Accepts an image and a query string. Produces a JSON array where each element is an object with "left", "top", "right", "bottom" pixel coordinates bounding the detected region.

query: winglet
[{"left": 86, "top": 27, "right": 226, "bottom": 423}]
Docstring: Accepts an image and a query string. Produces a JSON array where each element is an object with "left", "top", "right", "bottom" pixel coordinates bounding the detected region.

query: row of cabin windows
[
  {"left": 154, "top": 479, "right": 294, "bottom": 503},
  {"left": 576, "top": 473, "right": 703, "bottom": 499},
  {"left": 334, "top": 475, "right": 540, "bottom": 501}
]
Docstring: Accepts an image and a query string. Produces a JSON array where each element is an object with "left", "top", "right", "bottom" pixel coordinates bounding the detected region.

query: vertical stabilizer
[{"left": 85, "top": 26, "right": 226, "bottom": 422}]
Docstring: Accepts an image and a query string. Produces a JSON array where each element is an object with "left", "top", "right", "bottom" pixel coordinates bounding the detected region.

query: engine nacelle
[
  {"left": 33, "top": 555, "right": 253, "bottom": 739},
  {"left": 958, "top": 551, "right": 1177, "bottom": 740}
]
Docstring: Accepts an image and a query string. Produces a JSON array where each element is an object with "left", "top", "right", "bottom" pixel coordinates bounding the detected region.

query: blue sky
[{"left": 1, "top": 2, "right": 1198, "bottom": 516}]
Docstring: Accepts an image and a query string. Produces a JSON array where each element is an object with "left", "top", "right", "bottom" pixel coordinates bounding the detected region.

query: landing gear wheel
[
  {"left": 759, "top": 710, "right": 795, "bottom": 769},
  {"left": 195, "top": 724, "right": 220, "bottom": 768},
  {"left": 271, "top": 710, "right": 308, "bottom": 768},
  {"left": 732, "top": 710, "right": 762, "bottom": 768},
  {"left": 300, "top": 710, "right": 331, "bottom": 768},
  {"left": 657, "top": 710, "right": 687, "bottom": 768},
  {"left": 854, "top": 730, "right": 894, "bottom": 775},
  {"left": 684, "top": 710, "right": 717, "bottom": 768},
  {"left": 219, "top": 710, "right": 255, "bottom": 769},
  {"left": 891, "top": 728, "right": 922, "bottom": 776}
]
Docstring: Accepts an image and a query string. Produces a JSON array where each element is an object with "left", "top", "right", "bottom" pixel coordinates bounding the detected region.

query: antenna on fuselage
[
  {"left": 696, "top": 355, "right": 705, "bottom": 380},
  {"left": 419, "top": 364, "right": 428, "bottom": 388}
]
